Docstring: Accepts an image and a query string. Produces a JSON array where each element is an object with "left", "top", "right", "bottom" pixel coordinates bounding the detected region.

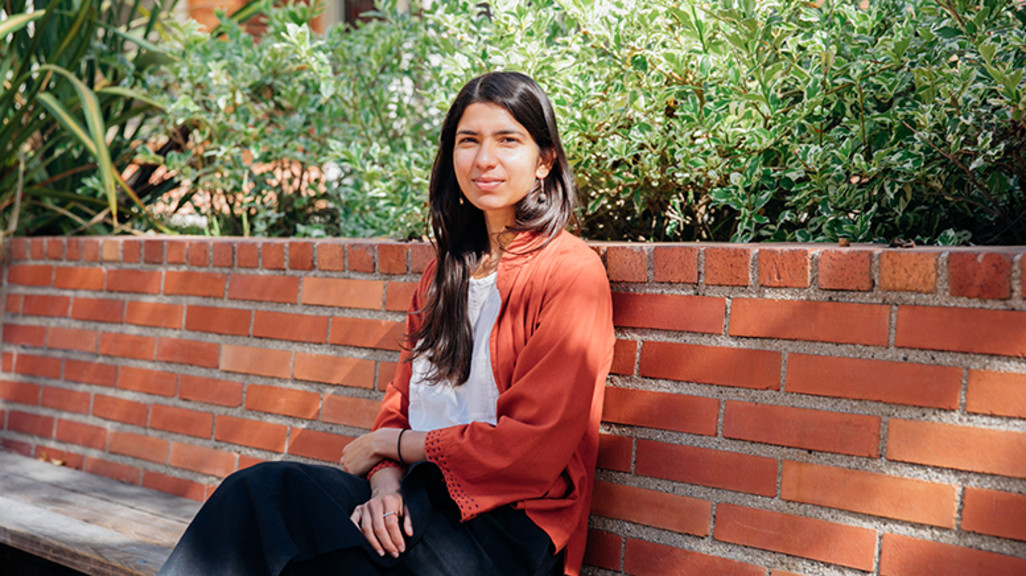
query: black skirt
[{"left": 157, "top": 461, "right": 563, "bottom": 576}]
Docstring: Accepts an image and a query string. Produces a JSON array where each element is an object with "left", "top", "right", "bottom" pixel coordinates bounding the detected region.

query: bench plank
[{"left": 0, "top": 451, "right": 202, "bottom": 576}]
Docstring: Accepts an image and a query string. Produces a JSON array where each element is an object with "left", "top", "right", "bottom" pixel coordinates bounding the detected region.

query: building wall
[{"left": 1, "top": 236, "right": 1024, "bottom": 575}]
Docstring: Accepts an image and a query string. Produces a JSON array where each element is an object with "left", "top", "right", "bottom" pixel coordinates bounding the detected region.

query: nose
[{"left": 473, "top": 141, "right": 498, "bottom": 169}]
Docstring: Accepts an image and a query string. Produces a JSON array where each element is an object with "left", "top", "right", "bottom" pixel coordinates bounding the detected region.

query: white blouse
[{"left": 408, "top": 272, "right": 501, "bottom": 431}]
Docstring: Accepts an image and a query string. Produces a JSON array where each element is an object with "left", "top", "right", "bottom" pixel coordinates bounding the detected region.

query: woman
[{"left": 158, "top": 71, "right": 614, "bottom": 576}]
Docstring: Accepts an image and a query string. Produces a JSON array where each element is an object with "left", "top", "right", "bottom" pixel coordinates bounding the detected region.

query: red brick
[
  {"left": 48, "top": 327, "right": 99, "bottom": 352},
  {"left": 612, "top": 293, "right": 724, "bottom": 333},
  {"left": 16, "top": 353, "right": 61, "bottom": 379},
  {"left": 6, "top": 293, "right": 22, "bottom": 314},
  {"left": 65, "top": 359, "right": 116, "bottom": 387},
  {"left": 967, "top": 370, "right": 1026, "bottom": 418},
  {"left": 125, "top": 301, "right": 183, "bottom": 329},
  {"left": 640, "top": 341, "right": 781, "bottom": 390},
  {"left": 156, "top": 338, "right": 219, "bottom": 368},
  {"left": 1, "top": 438, "right": 33, "bottom": 456},
  {"left": 143, "top": 471, "right": 208, "bottom": 501},
  {"left": 2, "top": 352, "right": 11, "bottom": 372},
  {"left": 262, "top": 241, "right": 286, "bottom": 269},
  {"left": 22, "top": 294, "right": 70, "bottom": 317},
  {"left": 637, "top": 440, "right": 777, "bottom": 496},
  {"left": 610, "top": 339, "right": 636, "bottom": 375},
  {"left": 253, "top": 311, "right": 330, "bottom": 343},
  {"left": 288, "top": 242, "right": 315, "bottom": 271},
  {"left": 410, "top": 243, "right": 434, "bottom": 274},
  {"left": 378, "top": 243, "right": 408, "bottom": 274},
  {"left": 730, "top": 298, "right": 889, "bottom": 346},
  {"left": 220, "top": 345, "right": 292, "bottom": 379},
  {"left": 880, "top": 533, "right": 1026, "bottom": 576},
  {"left": 227, "top": 274, "right": 299, "bottom": 303},
  {"left": 316, "top": 243, "right": 346, "bottom": 271},
  {"left": 625, "top": 539, "right": 764, "bottom": 576},
  {"left": 597, "top": 433, "right": 632, "bottom": 472},
  {"left": 896, "top": 306, "right": 1026, "bottom": 357},
  {"left": 86, "top": 458, "right": 140, "bottom": 484},
  {"left": 54, "top": 266, "right": 104, "bottom": 290},
  {"left": 879, "top": 250, "right": 938, "bottom": 293},
  {"left": 583, "top": 529, "right": 621, "bottom": 572},
  {"left": 187, "top": 240, "right": 210, "bottom": 267},
  {"left": 302, "top": 277, "right": 384, "bottom": 309},
  {"left": 143, "top": 239, "right": 164, "bottom": 264},
  {"left": 289, "top": 427, "right": 351, "bottom": 463},
  {"left": 185, "top": 305, "right": 251, "bottom": 335},
  {"left": 591, "top": 480, "right": 711, "bottom": 536},
  {"left": 212, "top": 242, "right": 234, "bottom": 267},
  {"left": 98, "top": 332, "right": 155, "bottom": 361},
  {"left": 348, "top": 243, "right": 375, "bottom": 272},
  {"left": 215, "top": 415, "right": 288, "bottom": 452},
  {"left": 165, "top": 240, "right": 186, "bottom": 264},
  {"left": 9, "top": 237, "right": 29, "bottom": 260},
  {"left": 110, "top": 431, "right": 170, "bottom": 463},
  {"left": 377, "top": 362, "right": 398, "bottom": 389},
  {"left": 121, "top": 239, "right": 142, "bottom": 263},
  {"left": 704, "top": 246, "right": 752, "bottom": 286},
  {"left": 71, "top": 297, "right": 124, "bottom": 323},
  {"left": 164, "top": 270, "right": 226, "bottom": 297},
  {"left": 786, "top": 354, "right": 961, "bottom": 409},
  {"left": 45, "top": 238, "right": 65, "bottom": 260},
  {"left": 179, "top": 374, "right": 244, "bottom": 407},
  {"left": 948, "top": 251, "right": 1012, "bottom": 299},
  {"left": 3, "top": 323, "right": 46, "bottom": 347},
  {"left": 758, "top": 247, "right": 810, "bottom": 288},
  {"left": 82, "top": 239, "right": 100, "bottom": 262},
  {"left": 100, "top": 239, "right": 120, "bottom": 262},
  {"left": 723, "top": 401, "right": 880, "bottom": 457},
  {"left": 28, "top": 238, "right": 45, "bottom": 259},
  {"left": 0, "top": 381, "right": 41, "bottom": 405},
  {"left": 93, "top": 394, "right": 148, "bottom": 427},
  {"left": 117, "top": 366, "right": 177, "bottom": 397},
  {"left": 321, "top": 394, "right": 380, "bottom": 429},
  {"left": 41, "top": 386, "right": 90, "bottom": 415},
  {"left": 55, "top": 416, "right": 106, "bottom": 449},
  {"left": 169, "top": 442, "right": 237, "bottom": 478},
  {"left": 329, "top": 317, "right": 404, "bottom": 351},
  {"left": 384, "top": 281, "right": 417, "bottom": 312},
  {"left": 106, "top": 269, "right": 161, "bottom": 294},
  {"left": 246, "top": 384, "right": 321, "bottom": 419},
  {"left": 601, "top": 386, "right": 718, "bottom": 435},
  {"left": 604, "top": 244, "right": 647, "bottom": 282},
  {"left": 237, "top": 455, "right": 265, "bottom": 472},
  {"left": 652, "top": 245, "right": 699, "bottom": 284},
  {"left": 962, "top": 487, "right": 1026, "bottom": 542},
  {"left": 717, "top": 504, "right": 876, "bottom": 570},
  {"left": 7, "top": 264, "right": 53, "bottom": 286},
  {"left": 9, "top": 411, "right": 54, "bottom": 437},
  {"left": 782, "top": 460, "right": 956, "bottom": 527},
  {"left": 236, "top": 241, "right": 259, "bottom": 268},
  {"left": 887, "top": 419, "right": 1026, "bottom": 478},
  {"left": 151, "top": 404, "right": 214, "bottom": 438},
  {"left": 817, "top": 248, "right": 874, "bottom": 291},
  {"left": 293, "top": 353, "right": 376, "bottom": 389}
]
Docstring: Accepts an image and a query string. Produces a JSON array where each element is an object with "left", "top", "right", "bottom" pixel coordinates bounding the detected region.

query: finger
[
  {"left": 374, "top": 511, "right": 401, "bottom": 557},
  {"left": 383, "top": 509, "right": 406, "bottom": 555},
  {"left": 403, "top": 503, "right": 413, "bottom": 537},
  {"left": 360, "top": 509, "right": 385, "bottom": 556}
]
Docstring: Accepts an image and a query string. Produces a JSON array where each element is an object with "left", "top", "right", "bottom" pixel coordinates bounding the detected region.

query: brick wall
[{"left": 2, "top": 236, "right": 1025, "bottom": 575}]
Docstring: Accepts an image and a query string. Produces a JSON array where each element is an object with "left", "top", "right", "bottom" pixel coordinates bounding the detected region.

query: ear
[{"left": 536, "top": 150, "right": 556, "bottom": 179}]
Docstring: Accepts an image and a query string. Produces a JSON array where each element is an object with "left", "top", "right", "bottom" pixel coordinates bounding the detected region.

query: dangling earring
[
  {"left": 537, "top": 177, "right": 547, "bottom": 203},
  {"left": 459, "top": 196, "right": 464, "bottom": 206}
]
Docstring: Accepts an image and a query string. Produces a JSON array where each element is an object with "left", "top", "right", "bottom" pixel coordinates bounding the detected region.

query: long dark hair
[{"left": 410, "top": 71, "right": 576, "bottom": 386}]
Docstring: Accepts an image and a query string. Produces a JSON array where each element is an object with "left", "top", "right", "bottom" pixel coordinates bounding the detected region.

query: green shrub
[{"left": 149, "top": 0, "right": 1025, "bottom": 244}]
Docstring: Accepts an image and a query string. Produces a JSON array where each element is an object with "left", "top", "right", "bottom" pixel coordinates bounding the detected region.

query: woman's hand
[
  {"left": 340, "top": 429, "right": 392, "bottom": 477},
  {"left": 350, "top": 469, "right": 413, "bottom": 558}
]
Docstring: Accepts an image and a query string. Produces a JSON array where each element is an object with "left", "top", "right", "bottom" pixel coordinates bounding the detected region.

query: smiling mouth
[{"left": 473, "top": 178, "right": 503, "bottom": 189}]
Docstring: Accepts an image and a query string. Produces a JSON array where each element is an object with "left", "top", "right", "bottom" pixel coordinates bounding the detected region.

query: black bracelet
[{"left": 397, "top": 428, "right": 408, "bottom": 465}]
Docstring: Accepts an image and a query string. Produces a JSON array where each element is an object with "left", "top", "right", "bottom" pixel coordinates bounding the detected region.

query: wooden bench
[{"left": 0, "top": 450, "right": 201, "bottom": 576}]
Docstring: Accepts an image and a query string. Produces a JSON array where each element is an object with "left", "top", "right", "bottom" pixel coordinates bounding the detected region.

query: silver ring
[{"left": 382, "top": 511, "right": 396, "bottom": 518}]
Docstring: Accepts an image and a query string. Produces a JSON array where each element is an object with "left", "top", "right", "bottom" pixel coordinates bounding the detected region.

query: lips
[{"left": 472, "top": 177, "right": 503, "bottom": 190}]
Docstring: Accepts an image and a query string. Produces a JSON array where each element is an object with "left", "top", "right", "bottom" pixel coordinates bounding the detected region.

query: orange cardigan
[{"left": 371, "top": 230, "right": 614, "bottom": 576}]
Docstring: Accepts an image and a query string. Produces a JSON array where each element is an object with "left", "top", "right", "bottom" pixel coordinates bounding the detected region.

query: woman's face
[{"left": 453, "top": 102, "right": 551, "bottom": 232}]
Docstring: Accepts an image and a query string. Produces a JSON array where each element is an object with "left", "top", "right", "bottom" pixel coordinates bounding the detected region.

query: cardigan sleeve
[{"left": 424, "top": 251, "right": 614, "bottom": 519}]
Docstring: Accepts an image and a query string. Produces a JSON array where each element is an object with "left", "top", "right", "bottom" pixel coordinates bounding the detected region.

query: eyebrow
[{"left": 455, "top": 128, "right": 526, "bottom": 137}]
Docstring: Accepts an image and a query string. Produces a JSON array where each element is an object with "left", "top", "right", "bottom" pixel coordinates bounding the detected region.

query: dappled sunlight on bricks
[{"left": 2, "top": 237, "right": 1024, "bottom": 575}]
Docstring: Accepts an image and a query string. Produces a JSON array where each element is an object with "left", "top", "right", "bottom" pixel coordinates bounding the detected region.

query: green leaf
[{"left": 0, "top": 10, "right": 46, "bottom": 38}]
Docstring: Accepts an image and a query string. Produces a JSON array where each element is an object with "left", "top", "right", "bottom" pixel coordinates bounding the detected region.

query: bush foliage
[{"left": 148, "top": 0, "right": 1025, "bottom": 244}]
